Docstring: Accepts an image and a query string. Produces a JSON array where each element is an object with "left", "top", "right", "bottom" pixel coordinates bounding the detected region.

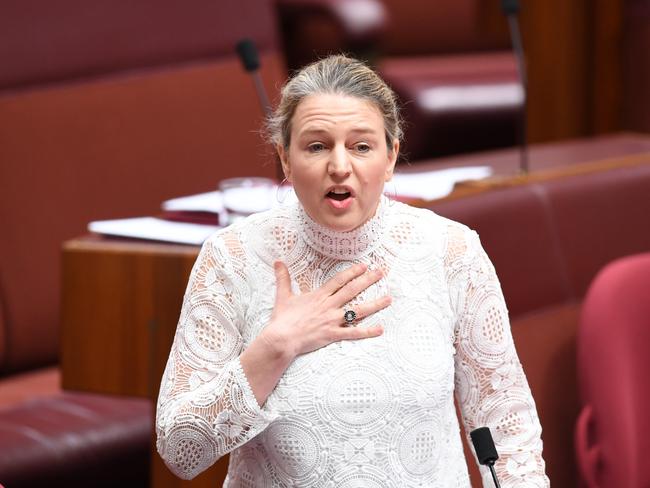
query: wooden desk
[
  {"left": 61, "top": 238, "right": 227, "bottom": 487},
  {"left": 60, "top": 134, "right": 650, "bottom": 487}
]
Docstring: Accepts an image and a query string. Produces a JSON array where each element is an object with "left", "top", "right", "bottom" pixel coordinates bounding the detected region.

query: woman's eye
[
  {"left": 355, "top": 143, "right": 371, "bottom": 153},
  {"left": 308, "top": 143, "right": 325, "bottom": 153}
]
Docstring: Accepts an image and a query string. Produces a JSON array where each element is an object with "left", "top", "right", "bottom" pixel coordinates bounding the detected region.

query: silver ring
[{"left": 343, "top": 309, "right": 357, "bottom": 326}]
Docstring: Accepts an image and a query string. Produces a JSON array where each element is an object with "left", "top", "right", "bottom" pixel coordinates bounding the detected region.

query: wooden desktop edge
[
  {"left": 432, "top": 150, "right": 650, "bottom": 204},
  {"left": 63, "top": 233, "right": 203, "bottom": 253}
]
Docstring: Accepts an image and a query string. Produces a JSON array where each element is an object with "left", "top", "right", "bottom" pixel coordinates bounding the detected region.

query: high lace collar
[{"left": 296, "top": 195, "right": 389, "bottom": 260}]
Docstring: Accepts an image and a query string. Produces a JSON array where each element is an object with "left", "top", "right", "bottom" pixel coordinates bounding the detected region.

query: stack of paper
[
  {"left": 392, "top": 166, "right": 492, "bottom": 200},
  {"left": 88, "top": 217, "right": 220, "bottom": 246}
]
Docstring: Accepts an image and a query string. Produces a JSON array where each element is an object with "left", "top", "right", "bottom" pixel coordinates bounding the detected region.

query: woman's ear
[
  {"left": 385, "top": 138, "right": 399, "bottom": 182},
  {"left": 277, "top": 144, "right": 291, "bottom": 181}
]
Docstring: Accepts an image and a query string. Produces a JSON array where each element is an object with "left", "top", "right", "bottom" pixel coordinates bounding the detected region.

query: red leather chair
[{"left": 575, "top": 252, "right": 650, "bottom": 488}]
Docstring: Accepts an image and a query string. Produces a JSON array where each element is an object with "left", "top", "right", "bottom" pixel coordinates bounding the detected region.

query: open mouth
[
  {"left": 325, "top": 187, "right": 354, "bottom": 209},
  {"left": 327, "top": 190, "right": 352, "bottom": 201}
]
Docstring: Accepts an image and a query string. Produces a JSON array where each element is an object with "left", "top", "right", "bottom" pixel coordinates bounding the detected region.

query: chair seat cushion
[{"left": 0, "top": 391, "right": 151, "bottom": 487}]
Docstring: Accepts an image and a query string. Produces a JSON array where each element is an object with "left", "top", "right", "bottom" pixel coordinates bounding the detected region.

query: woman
[{"left": 156, "top": 55, "right": 549, "bottom": 487}]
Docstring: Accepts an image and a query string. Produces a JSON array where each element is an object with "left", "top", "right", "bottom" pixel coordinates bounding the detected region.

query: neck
[{"left": 297, "top": 196, "right": 388, "bottom": 260}]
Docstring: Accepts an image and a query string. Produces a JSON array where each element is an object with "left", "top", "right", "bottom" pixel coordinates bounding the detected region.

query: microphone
[
  {"left": 501, "top": 0, "right": 529, "bottom": 175},
  {"left": 235, "top": 38, "right": 283, "bottom": 180},
  {"left": 235, "top": 38, "right": 273, "bottom": 119},
  {"left": 501, "top": 0, "right": 520, "bottom": 15},
  {"left": 470, "top": 427, "right": 501, "bottom": 488}
]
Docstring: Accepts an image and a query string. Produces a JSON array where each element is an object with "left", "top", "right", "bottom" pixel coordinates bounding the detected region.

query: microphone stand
[
  {"left": 487, "top": 461, "right": 502, "bottom": 488},
  {"left": 236, "top": 38, "right": 272, "bottom": 118},
  {"left": 235, "top": 38, "right": 283, "bottom": 181},
  {"left": 502, "top": 0, "right": 529, "bottom": 175}
]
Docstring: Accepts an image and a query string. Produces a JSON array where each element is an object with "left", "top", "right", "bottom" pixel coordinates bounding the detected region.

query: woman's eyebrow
[
  {"left": 298, "top": 128, "right": 329, "bottom": 136},
  {"left": 299, "top": 126, "right": 379, "bottom": 136},
  {"left": 348, "top": 126, "right": 380, "bottom": 134}
]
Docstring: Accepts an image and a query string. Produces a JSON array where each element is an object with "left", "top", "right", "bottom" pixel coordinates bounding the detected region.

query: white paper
[
  {"left": 88, "top": 217, "right": 220, "bottom": 245},
  {"left": 392, "top": 166, "right": 492, "bottom": 200},
  {"left": 222, "top": 185, "right": 277, "bottom": 214},
  {"left": 162, "top": 186, "right": 298, "bottom": 214},
  {"left": 162, "top": 191, "right": 223, "bottom": 213}
]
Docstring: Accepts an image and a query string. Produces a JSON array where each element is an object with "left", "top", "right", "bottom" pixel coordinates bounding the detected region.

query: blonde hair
[{"left": 267, "top": 55, "right": 403, "bottom": 151}]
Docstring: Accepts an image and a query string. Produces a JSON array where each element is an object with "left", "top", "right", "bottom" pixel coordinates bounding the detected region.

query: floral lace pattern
[{"left": 156, "top": 197, "right": 549, "bottom": 486}]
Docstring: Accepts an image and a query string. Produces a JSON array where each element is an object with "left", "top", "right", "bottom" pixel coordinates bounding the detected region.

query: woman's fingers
[
  {"left": 340, "top": 296, "right": 392, "bottom": 324},
  {"left": 321, "top": 263, "right": 368, "bottom": 296},
  {"left": 336, "top": 324, "right": 384, "bottom": 341},
  {"left": 332, "top": 268, "right": 384, "bottom": 306}
]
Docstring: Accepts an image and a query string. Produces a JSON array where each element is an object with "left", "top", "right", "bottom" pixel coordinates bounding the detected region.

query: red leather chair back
[
  {"left": 379, "top": 0, "right": 510, "bottom": 55},
  {"left": 0, "top": 0, "right": 285, "bottom": 374},
  {"left": 0, "top": 0, "right": 280, "bottom": 90},
  {"left": 575, "top": 252, "right": 650, "bottom": 488}
]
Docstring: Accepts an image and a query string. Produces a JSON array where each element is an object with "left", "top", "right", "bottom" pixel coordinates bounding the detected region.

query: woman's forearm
[{"left": 239, "top": 330, "right": 296, "bottom": 407}]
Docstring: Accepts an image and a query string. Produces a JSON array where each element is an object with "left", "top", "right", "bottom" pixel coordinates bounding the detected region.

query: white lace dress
[{"left": 156, "top": 196, "right": 549, "bottom": 487}]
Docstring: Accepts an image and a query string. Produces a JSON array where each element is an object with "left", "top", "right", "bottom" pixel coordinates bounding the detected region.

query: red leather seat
[
  {"left": 575, "top": 252, "right": 650, "bottom": 488},
  {"left": 0, "top": 392, "right": 151, "bottom": 488}
]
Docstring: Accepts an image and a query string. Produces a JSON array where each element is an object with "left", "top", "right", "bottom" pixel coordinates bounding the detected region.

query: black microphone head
[
  {"left": 470, "top": 427, "right": 499, "bottom": 465},
  {"left": 501, "top": 0, "right": 520, "bottom": 15},
  {"left": 236, "top": 38, "right": 260, "bottom": 72}
]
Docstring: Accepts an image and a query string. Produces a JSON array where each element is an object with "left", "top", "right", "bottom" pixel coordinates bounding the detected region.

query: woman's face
[{"left": 278, "top": 93, "right": 398, "bottom": 232}]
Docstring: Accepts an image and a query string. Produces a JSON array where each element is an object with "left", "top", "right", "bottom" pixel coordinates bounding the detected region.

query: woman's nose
[{"left": 327, "top": 145, "right": 352, "bottom": 178}]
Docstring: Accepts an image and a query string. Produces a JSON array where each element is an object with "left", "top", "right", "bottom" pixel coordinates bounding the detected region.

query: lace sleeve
[
  {"left": 445, "top": 225, "right": 550, "bottom": 487},
  {"left": 155, "top": 236, "right": 277, "bottom": 480}
]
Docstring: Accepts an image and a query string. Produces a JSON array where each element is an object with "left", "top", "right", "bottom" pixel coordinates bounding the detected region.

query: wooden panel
[
  {"left": 520, "top": 0, "right": 591, "bottom": 142},
  {"left": 61, "top": 238, "right": 198, "bottom": 397},
  {"left": 622, "top": 0, "right": 650, "bottom": 132},
  {"left": 518, "top": 0, "right": 626, "bottom": 142},
  {"left": 591, "top": 0, "right": 624, "bottom": 133},
  {"left": 60, "top": 246, "right": 154, "bottom": 396}
]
